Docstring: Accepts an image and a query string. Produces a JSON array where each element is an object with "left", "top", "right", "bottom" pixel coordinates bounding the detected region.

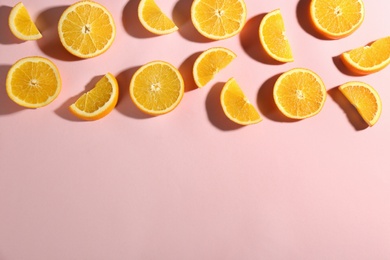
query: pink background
[{"left": 1, "top": 0, "right": 390, "bottom": 259}]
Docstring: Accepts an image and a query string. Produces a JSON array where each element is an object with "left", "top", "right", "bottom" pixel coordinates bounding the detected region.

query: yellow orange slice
[
  {"left": 8, "top": 2, "right": 42, "bottom": 40},
  {"left": 138, "top": 0, "right": 178, "bottom": 35}
]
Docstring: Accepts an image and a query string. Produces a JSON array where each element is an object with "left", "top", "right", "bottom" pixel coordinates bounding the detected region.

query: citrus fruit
[
  {"left": 273, "top": 68, "right": 327, "bottom": 119},
  {"left": 259, "top": 9, "right": 293, "bottom": 62},
  {"left": 191, "top": 0, "right": 247, "bottom": 40},
  {"left": 339, "top": 81, "right": 381, "bottom": 126},
  {"left": 193, "top": 47, "right": 236, "bottom": 88},
  {"left": 130, "top": 61, "right": 184, "bottom": 115},
  {"left": 69, "top": 73, "right": 119, "bottom": 120},
  {"left": 310, "top": 0, "right": 364, "bottom": 39},
  {"left": 341, "top": 36, "right": 390, "bottom": 75},
  {"left": 221, "top": 78, "right": 262, "bottom": 125},
  {"left": 58, "top": 1, "right": 116, "bottom": 58},
  {"left": 8, "top": 2, "right": 42, "bottom": 40},
  {"left": 6, "top": 56, "right": 61, "bottom": 108},
  {"left": 138, "top": 0, "right": 178, "bottom": 35}
]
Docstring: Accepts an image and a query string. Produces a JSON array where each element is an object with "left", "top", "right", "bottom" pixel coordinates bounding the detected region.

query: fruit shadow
[
  {"left": 296, "top": 0, "right": 330, "bottom": 40},
  {"left": 0, "top": 5, "right": 24, "bottom": 44},
  {"left": 205, "top": 82, "right": 243, "bottom": 131},
  {"left": 332, "top": 55, "right": 365, "bottom": 77},
  {"left": 0, "top": 64, "right": 25, "bottom": 115},
  {"left": 179, "top": 51, "right": 202, "bottom": 92},
  {"left": 328, "top": 87, "right": 368, "bottom": 131},
  {"left": 36, "top": 6, "right": 81, "bottom": 61},
  {"left": 123, "top": 0, "right": 159, "bottom": 38}
]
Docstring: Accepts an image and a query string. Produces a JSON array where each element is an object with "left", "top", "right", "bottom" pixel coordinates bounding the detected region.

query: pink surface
[{"left": 1, "top": 0, "right": 390, "bottom": 259}]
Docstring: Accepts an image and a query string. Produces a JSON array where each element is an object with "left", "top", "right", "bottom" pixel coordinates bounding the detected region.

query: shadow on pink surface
[
  {"left": 0, "top": 5, "right": 24, "bottom": 45},
  {"left": 123, "top": 0, "right": 159, "bottom": 38},
  {"left": 332, "top": 55, "right": 366, "bottom": 77},
  {"left": 0, "top": 65, "right": 25, "bottom": 115},
  {"left": 296, "top": 0, "right": 330, "bottom": 40},
  {"left": 179, "top": 51, "right": 202, "bottom": 92}
]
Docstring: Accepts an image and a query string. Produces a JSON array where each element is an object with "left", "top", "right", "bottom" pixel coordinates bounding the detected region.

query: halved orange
[
  {"left": 130, "top": 61, "right": 184, "bottom": 115},
  {"left": 58, "top": 1, "right": 116, "bottom": 58},
  {"left": 69, "top": 73, "right": 119, "bottom": 120},
  {"left": 221, "top": 78, "right": 262, "bottom": 125},
  {"left": 259, "top": 9, "right": 293, "bottom": 62},
  {"left": 6, "top": 56, "right": 61, "bottom": 108},
  {"left": 341, "top": 36, "right": 390, "bottom": 75},
  {"left": 273, "top": 68, "right": 327, "bottom": 119},
  {"left": 138, "top": 0, "right": 178, "bottom": 35},
  {"left": 310, "top": 0, "right": 364, "bottom": 39},
  {"left": 8, "top": 2, "right": 42, "bottom": 40},
  {"left": 193, "top": 47, "right": 236, "bottom": 88},
  {"left": 191, "top": 0, "right": 247, "bottom": 40},
  {"left": 339, "top": 81, "right": 381, "bottom": 126}
]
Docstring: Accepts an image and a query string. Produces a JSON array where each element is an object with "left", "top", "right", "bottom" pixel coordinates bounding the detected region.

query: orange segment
[
  {"left": 69, "top": 73, "right": 119, "bottom": 120},
  {"left": 339, "top": 81, "right": 382, "bottom": 127},
  {"left": 273, "top": 68, "right": 327, "bottom": 119},
  {"left": 191, "top": 0, "right": 247, "bottom": 40},
  {"left": 138, "top": 0, "right": 178, "bottom": 35},
  {"left": 130, "top": 61, "right": 184, "bottom": 115},
  {"left": 193, "top": 47, "right": 236, "bottom": 88},
  {"left": 6, "top": 56, "right": 61, "bottom": 108},
  {"left": 310, "top": 0, "right": 364, "bottom": 39},
  {"left": 58, "top": 1, "right": 116, "bottom": 58},
  {"left": 221, "top": 78, "right": 262, "bottom": 125},
  {"left": 259, "top": 9, "right": 293, "bottom": 62},
  {"left": 341, "top": 36, "right": 390, "bottom": 75},
  {"left": 8, "top": 2, "right": 42, "bottom": 40}
]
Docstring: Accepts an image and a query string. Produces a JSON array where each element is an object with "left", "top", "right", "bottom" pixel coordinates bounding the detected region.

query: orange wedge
[
  {"left": 221, "top": 78, "right": 262, "bottom": 125},
  {"left": 259, "top": 9, "right": 293, "bottom": 62},
  {"left": 6, "top": 56, "right": 61, "bottom": 108},
  {"left": 130, "top": 61, "right": 184, "bottom": 115},
  {"left": 8, "top": 2, "right": 42, "bottom": 40},
  {"left": 339, "top": 81, "right": 381, "bottom": 126},
  {"left": 273, "top": 68, "right": 327, "bottom": 119},
  {"left": 138, "top": 0, "right": 178, "bottom": 35},
  {"left": 310, "top": 0, "right": 364, "bottom": 39},
  {"left": 193, "top": 47, "right": 236, "bottom": 88},
  {"left": 58, "top": 1, "right": 116, "bottom": 58},
  {"left": 69, "top": 73, "right": 119, "bottom": 120},
  {"left": 191, "top": 0, "right": 247, "bottom": 40},
  {"left": 341, "top": 36, "right": 390, "bottom": 75}
]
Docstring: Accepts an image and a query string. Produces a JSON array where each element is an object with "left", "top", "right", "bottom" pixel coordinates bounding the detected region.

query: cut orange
[
  {"left": 193, "top": 47, "right": 236, "bottom": 88},
  {"left": 8, "top": 2, "right": 42, "bottom": 40},
  {"left": 310, "top": 0, "right": 364, "bottom": 39},
  {"left": 339, "top": 81, "right": 381, "bottom": 126},
  {"left": 191, "top": 0, "right": 247, "bottom": 40},
  {"left": 58, "top": 1, "right": 116, "bottom": 58},
  {"left": 138, "top": 0, "right": 178, "bottom": 35},
  {"left": 259, "top": 9, "right": 293, "bottom": 62},
  {"left": 130, "top": 61, "right": 184, "bottom": 115},
  {"left": 69, "top": 73, "right": 119, "bottom": 120},
  {"left": 6, "top": 56, "right": 61, "bottom": 108},
  {"left": 273, "top": 68, "right": 327, "bottom": 119},
  {"left": 221, "top": 78, "right": 262, "bottom": 125},
  {"left": 341, "top": 36, "right": 390, "bottom": 75}
]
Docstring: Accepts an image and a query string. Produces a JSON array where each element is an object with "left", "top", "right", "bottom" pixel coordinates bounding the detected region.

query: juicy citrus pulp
[
  {"left": 58, "top": 1, "right": 116, "bottom": 58},
  {"left": 193, "top": 47, "right": 236, "bottom": 88},
  {"left": 191, "top": 0, "right": 247, "bottom": 40},
  {"left": 259, "top": 9, "right": 293, "bottom": 62},
  {"left": 8, "top": 2, "right": 42, "bottom": 40},
  {"left": 339, "top": 81, "right": 382, "bottom": 126},
  {"left": 273, "top": 68, "right": 327, "bottom": 119},
  {"left": 69, "top": 73, "right": 119, "bottom": 120},
  {"left": 310, "top": 0, "right": 364, "bottom": 39},
  {"left": 6, "top": 56, "right": 61, "bottom": 108},
  {"left": 130, "top": 61, "right": 184, "bottom": 115},
  {"left": 138, "top": 0, "right": 178, "bottom": 35},
  {"left": 221, "top": 78, "right": 262, "bottom": 125}
]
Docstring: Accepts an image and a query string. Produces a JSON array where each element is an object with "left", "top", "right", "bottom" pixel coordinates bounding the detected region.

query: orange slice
[
  {"left": 58, "top": 1, "right": 116, "bottom": 58},
  {"left": 193, "top": 47, "right": 236, "bottom": 88},
  {"left": 130, "top": 61, "right": 184, "bottom": 115},
  {"left": 221, "top": 78, "right": 262, "bottom": 125},
  {"left": 6, "top": 56, "right": 61, "bottom": 108},
  {"left": 8, "top": 2, "right": 42, "bottom": 40},
  {"left": 339, "top": 81, "right": 381, "bottom": 126},
  {"left": 69, "top": 73, "right": 119, "bottom": 120},
  {"left": 259, "top": 9, "right": 293, "bottom": 62},
  {"left": 191, "top": 0, "right": 247, "bottom": 40},
  {"left": 341, "top": 36, "right": 390, "bottom": 75},
  {"left": 273, "top": 68, "right": 327, "bottom": 119},
  {"left": 138, "top": 0, "right": 178, "bottom": 35},
  {"left": 310, "top": 0, "right": 364, "bottom": 39}
]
